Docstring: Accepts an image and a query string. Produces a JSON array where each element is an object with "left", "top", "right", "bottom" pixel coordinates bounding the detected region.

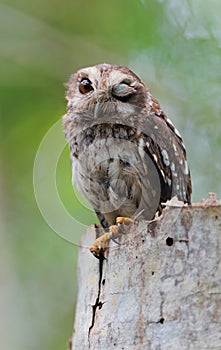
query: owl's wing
[{"left": 139, "top": 109, "right": 192, "bottom": 205}]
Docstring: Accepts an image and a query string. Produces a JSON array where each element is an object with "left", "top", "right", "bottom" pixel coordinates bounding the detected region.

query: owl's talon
[
  {"left": 110, "top": 231, "right": 121, "bottom": 245},
  {"left": 92, "top": 247, "right": 106, "bottom": 260},
  {"left": 117, "top": 223, "right": 124, "bottom": 234},
  {"left": 92, "top": 250, "right": 102, "bottom": 260},
  {"left": 89, "top": 218, "right": 134, "bottom": 258},
  {"left": 89, "top": 232, "right": 111, "bottom": 259},
  {"left": 91, "top": 246, "right": 106, "bottom": 260},
  {"left": 116, "top": 217, "right": 134, "bottom": 234}
]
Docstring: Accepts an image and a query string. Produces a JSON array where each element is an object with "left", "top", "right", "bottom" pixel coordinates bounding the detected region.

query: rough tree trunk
[{"left": 69, "top": 196, "right": 221, "bottom": 350}]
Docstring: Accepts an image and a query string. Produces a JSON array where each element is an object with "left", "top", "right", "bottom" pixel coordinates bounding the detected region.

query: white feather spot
[
  {"left": 176, "top": 184, "right": 180, "bottom": 190},
  {"left": 179, "top": 159, "right": 183, "bottom": 165},
  {"left": 138, "top": 138, "right": 145, "bottom": 149},
  {"left": 154, "top": 125, "right": 158, "bottom": 129},
  {"left": 172, "top": 144, "right": 177, "bottom": 152},
  {"left": 172, "top": 143, "right": 178, "bottom": 156},
  {"left": 161, "top": 149, "right": 170, "bottom": 166},
  {"left": 170, "top": 162, "right": 175, "bottom": 172},
  {"left": 138, "top": 138, "right": 146, "bottom": 158},
  {"left": 166, "top": 177, "right": 172, "bottom": 186},
  {"left": 184, "top": 160, "right": 189, "bottom": 175}
]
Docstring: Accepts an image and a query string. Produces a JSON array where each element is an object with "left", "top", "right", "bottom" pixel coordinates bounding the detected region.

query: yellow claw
[
  {"left": 116, "top": 217, "right": 134, "bottom": 225},
  {"left": 89, "top": 232, "right": 111, "bottom": 257},
  {"left": 89, "top": 217, "right": 133, "bottom": 259}
]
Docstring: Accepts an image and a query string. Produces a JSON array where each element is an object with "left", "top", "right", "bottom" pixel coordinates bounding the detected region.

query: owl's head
[{"left": 65, "top": 64, "right": 149, "bottom": 118}]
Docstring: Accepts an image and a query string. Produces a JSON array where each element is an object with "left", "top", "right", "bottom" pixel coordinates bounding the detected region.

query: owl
[{"left": 63, "top": 64, "right": 191, "bottom": 258}]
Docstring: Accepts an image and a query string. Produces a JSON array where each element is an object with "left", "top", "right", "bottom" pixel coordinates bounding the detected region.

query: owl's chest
[
  {"left": 70, "top": 124, "right": 161, "bottom": 221},
  {"left": 71, "top": 124, "right": 144, "bottom": 207},
  {"left": 71, "top": 125, "right": 140, "bottom": 188}
]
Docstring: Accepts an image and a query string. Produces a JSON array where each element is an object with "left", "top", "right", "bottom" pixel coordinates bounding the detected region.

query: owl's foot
[
  {"left": 89, "top": 226, "right": 118, "bottom": 259},
  {"left": 89, "top": 231, "right": 111, "bottom": 259},
  {"left": 110, "top": 217, "right": 134, "bottom": 244},
  {"left": 89, "top": 217, "right": 133, "bottom": 259},
  {"left": 116, "top": 216, "right": 134, "bottom": 226}
]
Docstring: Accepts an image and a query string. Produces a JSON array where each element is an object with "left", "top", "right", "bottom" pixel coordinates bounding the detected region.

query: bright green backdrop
[{"left": 1, "top": 1, "right": 221, "bottom": 349}]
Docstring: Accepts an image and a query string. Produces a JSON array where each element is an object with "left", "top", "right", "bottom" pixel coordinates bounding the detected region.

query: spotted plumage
[{"left": 63, "top": 64, "right": 191, "bottom": 255}]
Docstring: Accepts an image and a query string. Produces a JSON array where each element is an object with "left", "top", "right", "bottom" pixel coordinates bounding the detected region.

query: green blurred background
[{"left": 1, "top": 1, "right": 220, "bottom": 349}]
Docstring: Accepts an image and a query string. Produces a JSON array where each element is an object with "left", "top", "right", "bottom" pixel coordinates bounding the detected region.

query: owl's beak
[
  {"left": 94, "top": 102, "right": 102, "bottom": 119},
  {"left": 93, "top": 90, "right": 110, "bottom": 118}
]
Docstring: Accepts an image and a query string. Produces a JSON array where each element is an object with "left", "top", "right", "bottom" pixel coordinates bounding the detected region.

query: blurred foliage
[{"left": 0, "top": 0, "right": 220, "bottom": 349}]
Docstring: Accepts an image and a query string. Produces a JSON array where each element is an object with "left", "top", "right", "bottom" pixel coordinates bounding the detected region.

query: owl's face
[{"left": 66, "top": 64, "right": 149, "bottom": 118}]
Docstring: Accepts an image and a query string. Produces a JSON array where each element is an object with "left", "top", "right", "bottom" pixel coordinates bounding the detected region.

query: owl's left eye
[{"left": 79, "top": 78, "right": 93, "bottom": 94}]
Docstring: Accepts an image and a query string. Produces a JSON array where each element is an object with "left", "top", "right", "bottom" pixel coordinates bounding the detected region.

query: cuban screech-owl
[{"left": 63, "top": 64, "right": 192, "bottom": 259}]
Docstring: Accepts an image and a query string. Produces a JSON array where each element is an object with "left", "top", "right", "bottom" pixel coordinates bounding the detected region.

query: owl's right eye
[{"left": 79, "top": 78, "right": 93, "bottom": 94}]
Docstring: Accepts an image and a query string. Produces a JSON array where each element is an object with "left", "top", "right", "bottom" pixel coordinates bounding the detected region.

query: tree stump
[{"left": 70, "top": 197, "right": 221, "bottom": 350}]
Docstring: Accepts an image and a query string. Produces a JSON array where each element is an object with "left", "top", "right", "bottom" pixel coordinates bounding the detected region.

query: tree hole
[{"left": 166, "top": 237, "right": 174, "bottom": 246}]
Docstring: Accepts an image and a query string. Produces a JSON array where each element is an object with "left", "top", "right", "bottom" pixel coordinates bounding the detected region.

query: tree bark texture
[{"left": 70, "top": 197, "right": 221, "bottom": 350}]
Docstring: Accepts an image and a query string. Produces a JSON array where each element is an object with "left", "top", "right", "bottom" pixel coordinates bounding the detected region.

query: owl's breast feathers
[{"left": 63, "top": 115, "right": 191, "bottom": 226}]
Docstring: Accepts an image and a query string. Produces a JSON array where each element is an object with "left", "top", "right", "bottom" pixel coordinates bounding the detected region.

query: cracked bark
[{"left": 70, "top": 197, "right": 221, "bottom": 350}]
